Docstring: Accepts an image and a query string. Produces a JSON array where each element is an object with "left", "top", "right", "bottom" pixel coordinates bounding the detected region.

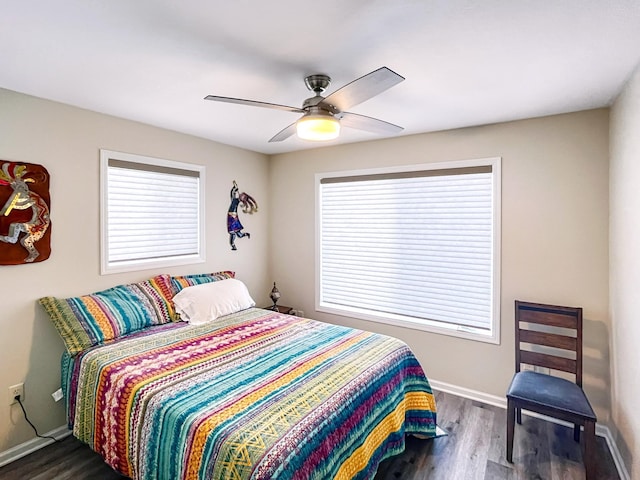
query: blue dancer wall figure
[{"left": 227, "top": 180, "right": 258, "bottom": 250}]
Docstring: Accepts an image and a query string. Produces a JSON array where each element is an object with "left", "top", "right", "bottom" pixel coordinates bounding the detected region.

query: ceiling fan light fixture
[{"left": 296, "top": 112, "right": 340, "bottom": 141}]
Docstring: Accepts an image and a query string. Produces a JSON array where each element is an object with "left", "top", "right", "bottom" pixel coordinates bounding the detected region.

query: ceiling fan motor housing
[{"left": 302, "top": 75, "right": 340, "bottom": 114}]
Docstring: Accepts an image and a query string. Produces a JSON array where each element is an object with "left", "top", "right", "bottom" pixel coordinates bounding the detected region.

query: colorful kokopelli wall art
[
  {"left": 0, "top": 161, "right": 51, "bottom": 264},
  {"left": 227, "top": 180, "right": 258, "bottom": 250}
]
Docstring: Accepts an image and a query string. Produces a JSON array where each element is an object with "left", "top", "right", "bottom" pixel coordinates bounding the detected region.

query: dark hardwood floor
[
  {"left": 376, "top": 391, "right": 619, "bottom": 480},
  {"left": 0, "top": 390, "right": 619, "bottom": 480}
]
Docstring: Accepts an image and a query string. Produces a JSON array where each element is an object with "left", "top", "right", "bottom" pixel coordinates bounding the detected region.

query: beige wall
[
  {"left": 0, "top": 88, "right": 271, "bottom": 451},
  {"left": 610, "top": 64, "right": 640, "bottom": 478},
  {"left": 270, "top": 109, "right": 611, "bottom": 420}
]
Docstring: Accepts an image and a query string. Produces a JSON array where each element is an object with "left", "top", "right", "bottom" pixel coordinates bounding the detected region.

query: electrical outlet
[{"left": 8, "top": 383, "right": 24, "bottom": 405}]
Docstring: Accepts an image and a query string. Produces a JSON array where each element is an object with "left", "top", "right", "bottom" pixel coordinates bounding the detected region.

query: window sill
[
  {"left": 101, "top": 253, "right": 205, "bottom": 275},
  {"left": 317, "top": 303, "right": 500, "bottom": 345}
]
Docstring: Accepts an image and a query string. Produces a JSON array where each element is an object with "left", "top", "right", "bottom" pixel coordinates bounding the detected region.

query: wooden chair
[{"left": 506, "top": 301, "right": 597, "bottom": 479}]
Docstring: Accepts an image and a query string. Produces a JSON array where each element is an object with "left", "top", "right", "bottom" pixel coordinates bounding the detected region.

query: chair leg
[
  {"left": 506, "top": 398, "right": 515, "bottom": 463},
  {"left": 573, "top": 424, "right": 580, "bottom": 442},
  {"left": 583, "top": 420, "right": 596, "bottom": 480},
  {"left": 516, "top": 406, "right": 522, "bottom": 424}
]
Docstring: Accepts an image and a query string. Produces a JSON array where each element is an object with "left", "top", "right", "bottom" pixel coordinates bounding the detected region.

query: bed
[{"left": 41, "top": 273, "right": 437, "bottom": 480}]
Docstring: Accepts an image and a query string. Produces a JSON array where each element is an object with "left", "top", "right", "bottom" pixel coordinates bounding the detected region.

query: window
[
  {"left": 100, "top": 149, "right": 205, "bottom": 274},
  {"left": 316, "top": 157, "right": 501, "bottom": 343}
]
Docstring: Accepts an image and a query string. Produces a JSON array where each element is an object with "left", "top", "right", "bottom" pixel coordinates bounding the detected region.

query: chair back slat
[
  {"left": 519, "top": 330, "right": 577, "bottom": 351},
  {"left": 518, "top": 309, "right": 578, "bottom": 329},
  {"left": 514, "top": 300, "right": 583, "bottom": 386},
  {"left": 520, "top": 350, "right": 577, "bottom": 374}
]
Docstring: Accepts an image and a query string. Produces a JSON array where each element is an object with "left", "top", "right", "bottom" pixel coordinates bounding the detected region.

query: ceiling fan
[{"left": 204, "top": 66, "right": 405, "bottom": 143}]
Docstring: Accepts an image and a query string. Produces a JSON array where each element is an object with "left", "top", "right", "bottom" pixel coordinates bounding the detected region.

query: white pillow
[{"left": 172, "top": 278, "right": 255, "bottom": 325}]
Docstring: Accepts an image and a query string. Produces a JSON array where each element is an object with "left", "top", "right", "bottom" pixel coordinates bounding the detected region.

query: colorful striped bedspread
[{"left": 62, "top": 308, "right": 437, "bottom": 480}]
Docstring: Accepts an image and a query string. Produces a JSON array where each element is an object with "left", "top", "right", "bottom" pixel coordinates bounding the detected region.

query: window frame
[
  {"left": 315, "top": 157, "right": 501, "bottom": 344},
  {"left": 100, "top": 149, "right": 206, "bottom": 275}
]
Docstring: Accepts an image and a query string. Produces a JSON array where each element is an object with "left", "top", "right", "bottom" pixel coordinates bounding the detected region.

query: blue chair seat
[{"left": 507, "top": 370, "right": 596, "bottom": 420}]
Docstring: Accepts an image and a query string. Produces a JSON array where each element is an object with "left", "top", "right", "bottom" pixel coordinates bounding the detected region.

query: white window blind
[
  {"left": 100, "top": 150, "right": 205, "bottom": 274},
  {"left": 318, "top": 159, "right": 500, "bottom": 341}
]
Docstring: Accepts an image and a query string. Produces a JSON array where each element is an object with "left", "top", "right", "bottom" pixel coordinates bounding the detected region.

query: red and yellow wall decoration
[{"left": 0, "top": 160, "right": 51, "bottom": 265}]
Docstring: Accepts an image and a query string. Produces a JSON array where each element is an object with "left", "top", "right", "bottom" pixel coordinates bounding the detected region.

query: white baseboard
[
  {"left": 0, "top": 425, "right": 71, "bottom": 468},
  {"left": 598, "top": 425, "right": 631, "bottom": 480},
  {"left": 0, "top": 382, "right": 631, "bottom": 480},
  {"left": 429, "top": 379, "right": 630, "bottom": 480},
  {"left": 430, "top": 379, "right": 508, "bottom": 408}
]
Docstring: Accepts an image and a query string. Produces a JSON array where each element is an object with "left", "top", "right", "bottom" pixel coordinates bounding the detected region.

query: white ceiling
[{"left": 2, "top": 1, "right": 640, "bottom": 155}]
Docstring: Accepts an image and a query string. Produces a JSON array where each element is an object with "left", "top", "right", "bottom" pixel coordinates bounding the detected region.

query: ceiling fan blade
[
  {"left": 322, "top": 67, "right": 404, "bottom": 111},
  {"left": 268, "top": 122, "right": 298, "bottom": 142},
  {"left": 204, "top": 95, "right": 303, "bottom": 114},
  {"left": 339, "top": 112, "right": 404, "bottom": 135}
]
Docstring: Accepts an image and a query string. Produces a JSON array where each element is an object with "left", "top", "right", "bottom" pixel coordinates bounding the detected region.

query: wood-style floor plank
[{"left": 0, "top": 391, "right": 619, "bottom": 480}]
